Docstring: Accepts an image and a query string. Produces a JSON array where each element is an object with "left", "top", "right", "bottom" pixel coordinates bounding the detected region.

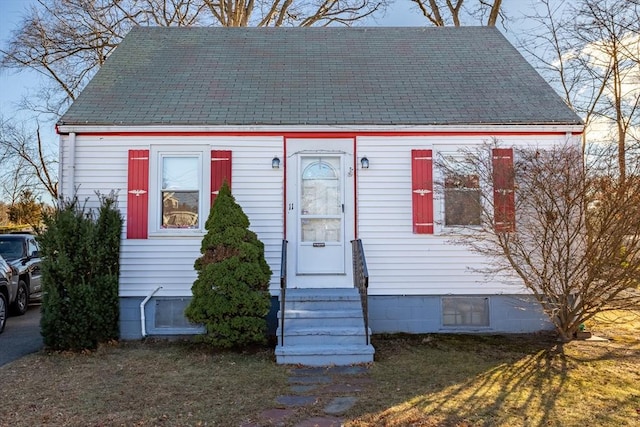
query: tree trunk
[{"left": 487, "top": 0, "right": 502, "bottom": 26}]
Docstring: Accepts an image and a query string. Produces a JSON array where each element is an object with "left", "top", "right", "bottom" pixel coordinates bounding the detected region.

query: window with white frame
[
  {"left": 442, "top": 297, "right": 490, "bottom": 327},
  {"left": 161, "top": 155, "right": 200, "bottom": 229},
  {"left": 151, "top": 148, "right": 207, "bottom": 233},
  {"left": 442, "top": 157, "right": 482, "bottom": 227}
]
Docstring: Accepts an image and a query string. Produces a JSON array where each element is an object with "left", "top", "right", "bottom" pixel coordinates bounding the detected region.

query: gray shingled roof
[{"left": 58, "top": 26, "right": 582, "bottom": 127}]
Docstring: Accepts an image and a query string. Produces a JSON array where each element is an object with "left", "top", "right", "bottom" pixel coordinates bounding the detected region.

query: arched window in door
[{"left": 300, "top": 157, "right": 342, "bottom": 242}]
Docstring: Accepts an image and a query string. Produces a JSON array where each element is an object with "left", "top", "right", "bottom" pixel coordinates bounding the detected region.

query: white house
[{"left": 56, "top": 26, "right": 583, "bottom": 365}]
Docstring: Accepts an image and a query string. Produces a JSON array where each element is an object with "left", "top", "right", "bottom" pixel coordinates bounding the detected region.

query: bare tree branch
[
  {"left": 438, "top": 141, "right": 640, "bottom": 341},
  {"left": 520, "top": 0, "right": 640, "bottom": 183},
  {"left": 410, "top": 0, "right": 506, "bottom": 27},
  {"left": 0, "top": 116, "right": 58, "bottom": 201}
]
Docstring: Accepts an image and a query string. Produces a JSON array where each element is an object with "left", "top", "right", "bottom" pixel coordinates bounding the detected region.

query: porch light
[
  {"left": 272, "top": 156, "right": 281, "bottom": 169},
  {"left": 360, "top": 156, "right": 369, "bottom": 169}
]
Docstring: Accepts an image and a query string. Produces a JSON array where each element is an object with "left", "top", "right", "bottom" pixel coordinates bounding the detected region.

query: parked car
[
  {"left": 0, "top": 254, "right": 14, "bottom": 333},
  {"left": 0, "top": 234, "right": 42, "bottom": 315}
]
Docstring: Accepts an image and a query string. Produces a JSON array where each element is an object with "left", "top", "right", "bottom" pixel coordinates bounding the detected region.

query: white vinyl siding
[
  {"left": 59, "top": 134, "right": 283, "bottom": 297},
  {"left": 58, "top": 130, "right": 577, "bottom": 300},
  {"left": 356, "top": 135, "right": 568, "bottom": 296}
]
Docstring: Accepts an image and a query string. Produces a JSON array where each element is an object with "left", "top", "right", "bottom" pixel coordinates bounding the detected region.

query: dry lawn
[{"left": 0, "top": 311, "right": 638, "bottom": 427}]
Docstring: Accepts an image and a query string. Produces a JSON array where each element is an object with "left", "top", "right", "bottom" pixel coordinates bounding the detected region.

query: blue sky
[{"left": 1, "top": 0, "right": 37, "bottom": 117}]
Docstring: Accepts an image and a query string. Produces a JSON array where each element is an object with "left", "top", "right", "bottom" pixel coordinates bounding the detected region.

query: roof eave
[{"left": 56, "top": 123, "right": 584, "bottom": 135}]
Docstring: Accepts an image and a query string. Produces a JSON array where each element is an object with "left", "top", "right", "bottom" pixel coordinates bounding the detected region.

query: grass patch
[
  {"left": 1, "top": 312, "right": 638, "bottom": 426},
  {"left": 0, "top": 340, "right": 289, "bottom": 426},
  {"left": 350, "top": 332, "right": 639, "bottom": 426}
]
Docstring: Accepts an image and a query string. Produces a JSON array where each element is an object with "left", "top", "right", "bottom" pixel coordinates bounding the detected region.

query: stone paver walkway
[{"left": 240, "top": 365, "right": 372, "bottom": 427}]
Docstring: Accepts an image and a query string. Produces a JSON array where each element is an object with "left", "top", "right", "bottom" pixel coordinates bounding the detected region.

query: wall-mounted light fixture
[
  {"left": 272, "top": 156, "right": 281, "bottom": 169},
  {"left": 360, "top": 156, "right": 369, "bottom": 169}
]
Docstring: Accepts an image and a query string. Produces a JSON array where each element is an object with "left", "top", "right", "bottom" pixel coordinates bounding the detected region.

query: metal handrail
[
  {"left": 279, "top": 239, "right": 288, "bottom": 346},
  {"left": 351, "top": 239, "right": 370, "bottom": 345}
]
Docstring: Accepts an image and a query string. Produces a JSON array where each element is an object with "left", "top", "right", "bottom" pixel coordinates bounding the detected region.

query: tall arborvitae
[
  {"left": 39, "top": 194, "right": 122, "bottom": 351},
  {"left": 185, "top": 182, "right": 272, "bottom": 348},
  {"left": 92, "top": 193, "right": 122, "bottom": 342}
]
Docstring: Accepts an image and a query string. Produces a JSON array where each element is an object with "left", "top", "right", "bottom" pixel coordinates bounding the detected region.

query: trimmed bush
[
  {"left": 185, "top": 182, "right": 272, "bottom": 348},
  {"left": 92, "top": 195, "right": 122, "bottom": 342},
  {"left": 39, "top": 194, "right": 122, "bottom": 351}
]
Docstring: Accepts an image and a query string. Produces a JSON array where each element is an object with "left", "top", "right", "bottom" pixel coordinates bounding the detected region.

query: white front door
[{"left": 286, "top": 139, "right": 354, "bottom": 288}]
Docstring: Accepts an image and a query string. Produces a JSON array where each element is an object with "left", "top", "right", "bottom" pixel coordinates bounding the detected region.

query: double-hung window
[
  {"left": 161, "top": 155, "right": 200, "bottom": 229},
  {"left": 149, "top": 146, "right": 208, "bottom": 235},
  {"left": 442, "top": 157, "right": 482, "bottom": 227}
]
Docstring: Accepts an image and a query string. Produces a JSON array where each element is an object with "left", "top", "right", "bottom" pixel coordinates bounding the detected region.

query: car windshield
[{"left": 0, "top": 239, "right": 24, "bottom": 261}]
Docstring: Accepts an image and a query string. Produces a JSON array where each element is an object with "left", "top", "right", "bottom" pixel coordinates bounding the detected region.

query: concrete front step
[
  {"left": 284, "top": 288, "right": 362, "bottom": 310},
  {"left": 276, "top": 287, "right": 374, "bottom": 366},
  {"left": 275, "top": 344, "right": 375, "bottom": 366},
  {"left": 279, "top": 308, "right": 364, "bottom": 318},
  {"left": 277, "top": 326, "right": 370, "bottom": 346},
  {"left": 279, "top": 309, "right": 364, "bottom": 326},
  {"left": 285, "top": 288, "right": 360, "bottom": 299}
]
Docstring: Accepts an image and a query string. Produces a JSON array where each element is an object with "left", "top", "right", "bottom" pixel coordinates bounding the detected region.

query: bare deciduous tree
[
  {"left": 438, "top": 141, "right": 640, "bottom": 341},
  {"left": 410, "top": 0, "right": 504, "bottom": 27},
  {"left": 520, "top": 0, "right": 640, "bottom": 182},
  {"left": 203, "top": 0, "right": 384, "bottom": 27},
  {"left": 0, "top": 116, "right": 58, "bottom": 202}
]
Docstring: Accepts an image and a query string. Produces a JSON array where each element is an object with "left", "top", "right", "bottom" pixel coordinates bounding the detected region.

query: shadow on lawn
[
  {"left": 432, "top": 342, "right": 570, "bottom": 426},
  {"left": 351, "top": 334, "right": 576, "bottom": 426}
]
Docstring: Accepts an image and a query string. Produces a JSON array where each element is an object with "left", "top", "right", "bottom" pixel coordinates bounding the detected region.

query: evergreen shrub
[
  {"left": 39, "top": 194, "right": 122, "bottom": 351},
  {"left": 185, "top": 182, "right": 272, "bottom": 348}
]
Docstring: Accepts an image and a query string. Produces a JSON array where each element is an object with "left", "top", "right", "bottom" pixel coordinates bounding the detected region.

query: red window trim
[
  {"left": 492, "top": 148, "right": 516, "bottom": 232},
  {"left": 127, "top": 149, "right": 150, "bottom": 239},
  {"left": 412, "top": 149, "right": 434, "bottom": 234},
  {"left": 211, "top": 150, "right": 232, "bottom": 206}
]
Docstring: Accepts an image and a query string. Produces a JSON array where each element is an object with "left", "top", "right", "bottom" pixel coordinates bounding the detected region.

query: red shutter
[
  {"left": 492, "top": 148, "right": 515, "bottom": 232},
  {"left": 412, "top": 149, "right": 434, "bottom": 234},
  {"left": 211, "top": 150, "right": 232, "bottom": 205},
  {"left": 127, "top": 149, "right": 149, "bottom": 239}
]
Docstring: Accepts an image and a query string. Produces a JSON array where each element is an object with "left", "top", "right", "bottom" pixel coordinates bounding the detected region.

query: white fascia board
[{"left": 56, "top": 124, "right": 584, "bottom": 134}]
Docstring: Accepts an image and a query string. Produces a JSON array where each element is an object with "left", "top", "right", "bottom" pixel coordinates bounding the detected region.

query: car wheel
[
  {"left": 11, "top": 280, "right": 29, "bottom": 316},
  {"left": 0, "top": 292, "right": 7, "bottom": 333}
]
